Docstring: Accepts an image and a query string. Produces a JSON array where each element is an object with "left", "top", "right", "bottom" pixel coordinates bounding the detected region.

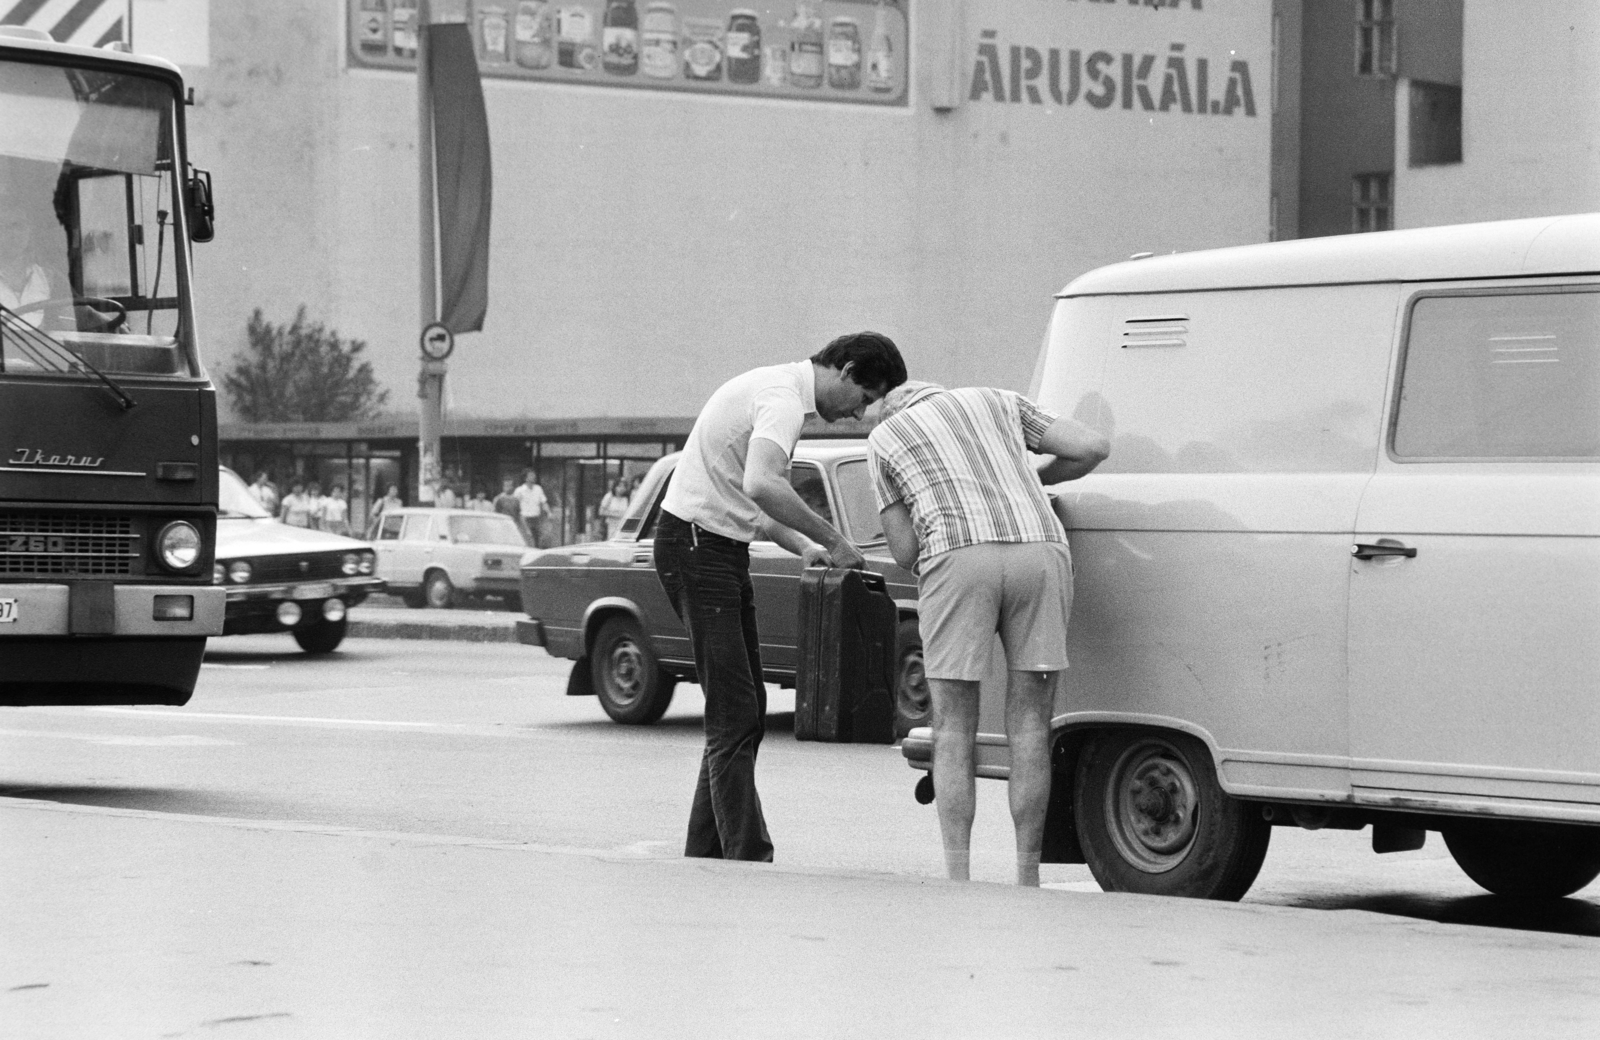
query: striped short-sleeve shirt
[{"left": 868, "top": 387, "right": 1066, "bottom": 566}]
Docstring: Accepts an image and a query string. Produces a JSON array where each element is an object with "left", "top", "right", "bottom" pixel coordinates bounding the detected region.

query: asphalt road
[{"left": 2, "top": 637, "right": 1598, "bottom": 1036}]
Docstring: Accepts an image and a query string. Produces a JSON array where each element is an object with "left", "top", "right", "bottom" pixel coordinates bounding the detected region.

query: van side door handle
[{"left": 1352, "top": 542, "right": 1417, "bottom": 560}]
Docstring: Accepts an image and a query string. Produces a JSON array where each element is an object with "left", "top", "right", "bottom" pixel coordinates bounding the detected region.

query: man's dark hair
[{"left": 811, "top": 331, "right": 908, "bottom": 396}]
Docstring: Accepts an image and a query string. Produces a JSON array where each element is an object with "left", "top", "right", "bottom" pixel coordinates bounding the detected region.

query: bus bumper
[{"left": 0, "top": 583, "right": 224, "bottom": 638}]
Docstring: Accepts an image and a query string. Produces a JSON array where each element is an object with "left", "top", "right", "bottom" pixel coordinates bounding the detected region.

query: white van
[{"left": 902, "top": 213, "right": 1600, "bottom": 901}]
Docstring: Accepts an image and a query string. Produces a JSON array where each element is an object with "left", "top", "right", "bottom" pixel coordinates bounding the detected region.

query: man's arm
[
  {"left": 758, "top": 516, "right": 830, "bottom": 568},
  {"left": 744, "top": 438, "right": 866, "bottom": 568},
  {"left": 879, "top": 501, "right": 919, "bottom": 572},
  {"left": 1035, "top": 416, "right": 1111, "bottom": 484}
]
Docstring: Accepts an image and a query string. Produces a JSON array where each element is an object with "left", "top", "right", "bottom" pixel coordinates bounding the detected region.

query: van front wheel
[{"left": 1074, "top": 729, "right": 1270, "bottom": 901}]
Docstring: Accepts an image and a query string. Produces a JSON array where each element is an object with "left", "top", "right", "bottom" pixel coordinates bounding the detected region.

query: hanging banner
[
  {"left": 0, "top": 0, "right": 128, "bottom": 48},
  {"left": 426, "top": 21, "right": 492, "bottom": 334},
  {"left": 349, "top": 0, "right": 909, "bottom": 107}
]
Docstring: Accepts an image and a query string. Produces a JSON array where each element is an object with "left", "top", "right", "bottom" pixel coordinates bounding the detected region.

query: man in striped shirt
[{"left": 868, "top": 381, "right": 1109, "bottom": 885}]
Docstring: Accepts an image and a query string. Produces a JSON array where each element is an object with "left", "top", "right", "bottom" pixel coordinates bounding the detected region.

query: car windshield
[
  {"left": 0, "top": 59, "right": 196, "bottom": 379},
  {"left": 449, "top": 513, "right": 527, "bottom": 546},
  {"left": 218, "top": 467, "right": 271, "bottom": 518},
  {"left": 833, "top": 459, "right": 884, "bottom": 544}
]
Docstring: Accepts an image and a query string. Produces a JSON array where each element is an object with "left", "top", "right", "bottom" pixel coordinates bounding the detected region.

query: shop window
[
  {"left": 1355, "top": 0, "right": 1396, "bottom": 77},
  {"left": 1352, "top": 173, "right": 1392, "bottom": 233},
  {"left": 1409, "top": 81, "right": 1462, "bottom": 166},
  {"left": 1393, "top": 290, "right": 1600, "bottom": 459}
]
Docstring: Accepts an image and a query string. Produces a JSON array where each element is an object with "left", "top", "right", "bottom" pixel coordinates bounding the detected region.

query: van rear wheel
[
  {"left": 1074, "top": 729, "right": 1270, "bottom": 901},
  {"left": 1442, "top": 821, "right": 1600, "bottom": 899}
]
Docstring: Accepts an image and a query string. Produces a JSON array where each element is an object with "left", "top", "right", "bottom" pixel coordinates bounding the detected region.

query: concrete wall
[
  {"left": 171, "top": 0, "right": 1270, "bottom": 423},
  {"left": 1395, "top": 0, "right": 1599, "bottom": 228}
]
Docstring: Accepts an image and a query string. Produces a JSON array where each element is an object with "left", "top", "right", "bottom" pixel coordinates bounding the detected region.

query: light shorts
[{"left": 916, "top": 540, "right": 1074, "bottom": 682}]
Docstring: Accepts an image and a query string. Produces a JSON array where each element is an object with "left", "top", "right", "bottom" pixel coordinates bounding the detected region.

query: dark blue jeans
[{"left": 654, "top": 510, "right": 774, "bottom": 862}]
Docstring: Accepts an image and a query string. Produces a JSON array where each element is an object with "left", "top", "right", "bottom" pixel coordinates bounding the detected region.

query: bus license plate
[
  {"left": 290, "top": 583, "right": 335, "bottom": 600},
  {"left": 0, "top": 598, "right": 17, "bottom": 624}
]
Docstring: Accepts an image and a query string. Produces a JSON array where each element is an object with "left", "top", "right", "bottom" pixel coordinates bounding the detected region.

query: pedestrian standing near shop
[
  {"left": 492, "top": 477, "right": 529, "bottom": 542},
  {"left": 598, "top": 478, "right": 632, "bottom": 540},
  {"left": 867, "top": 381, "right": 1109, "bottom": 886},
  {"left": 248, "top": 472, "right": 279, "bottom": 515},
  {"left": 279, "top": 482, "right": 313, "bottom": 528},
  {"left": 321, "top": 484, "right": 352, "bottom": 536},
  {"left": 514, "top": 471, "right": 550, "bottom": 548},
  {"left": 656, "top": 331, "right": 907, "bottom": 862}
]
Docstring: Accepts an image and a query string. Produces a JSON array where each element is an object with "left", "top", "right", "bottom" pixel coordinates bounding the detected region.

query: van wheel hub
[{"left": 1109, "top": 743, "right": 1200, "bottom": 870}]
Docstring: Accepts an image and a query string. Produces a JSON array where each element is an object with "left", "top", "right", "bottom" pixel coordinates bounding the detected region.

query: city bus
[{"left": 0, "top": 27, "right": 223, "bottom": 706}]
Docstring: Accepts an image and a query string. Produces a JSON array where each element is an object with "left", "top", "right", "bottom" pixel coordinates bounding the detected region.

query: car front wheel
[
  {"left": 293, "top": 616, "right": 348, "bottom": 654},
  {"left": 1074, "top": 728, "right": 1270, "bottom": 901},
  {"left": 893, "top": 618, "right": 929, "bottom": 739},
  {"left": 591, "top": 616, "right": 676, "bottom": 725}
]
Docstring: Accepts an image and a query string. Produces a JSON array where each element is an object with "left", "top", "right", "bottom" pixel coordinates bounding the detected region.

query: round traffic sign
[{"left": 420, "top": 322, "right": 455, "bottom": 360}]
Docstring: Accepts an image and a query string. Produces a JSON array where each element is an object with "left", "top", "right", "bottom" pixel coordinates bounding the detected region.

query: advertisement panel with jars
[{"left": 349, "top": 0, "right": 908, "bottom": 106}]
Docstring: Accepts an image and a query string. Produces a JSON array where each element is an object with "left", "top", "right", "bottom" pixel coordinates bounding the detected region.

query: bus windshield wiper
[{"left": 0, "top": 305, "right": 138, "bottom": 411}]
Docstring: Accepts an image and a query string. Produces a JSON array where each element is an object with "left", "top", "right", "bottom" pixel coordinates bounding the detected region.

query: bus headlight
[
  {"left": 157, "top": 521, "right": 202, "bottom": 571},
  {"left": 228, "top": 560, "right": 253, "bottom": 584}
]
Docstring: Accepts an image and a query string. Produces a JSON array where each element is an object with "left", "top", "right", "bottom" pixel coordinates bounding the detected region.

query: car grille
[
  {"left": 246, "top": 552, "right": 349, "bottom": 583},
  {"left": 0, "top": 512, "right": 139, "bottom": 576}
]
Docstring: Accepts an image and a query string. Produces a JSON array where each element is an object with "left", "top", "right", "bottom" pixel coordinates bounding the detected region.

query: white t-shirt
[
  {"left": 662, "top": 360, "right": 815, "bottom": 542},
  {"left": 513, "top": 482, "right": 548, "bottom": 518}
]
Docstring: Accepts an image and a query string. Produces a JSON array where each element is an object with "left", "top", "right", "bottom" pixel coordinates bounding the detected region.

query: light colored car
[
  {"left": 372, "top": 507, "right": 530, "bottom": 609},
  {"left": 215, "top": 467, "right": 384, "bottom": 654}
]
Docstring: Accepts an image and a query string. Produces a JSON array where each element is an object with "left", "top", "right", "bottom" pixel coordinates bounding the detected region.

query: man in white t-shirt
[
  {"left": 655, "top": 331, "right": 907, "bottom": 862},
  {"left": 513, "top": 472, "right": 549, "bottom": 547}
]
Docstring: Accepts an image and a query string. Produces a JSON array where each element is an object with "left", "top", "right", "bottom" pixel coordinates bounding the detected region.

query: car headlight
[
  {"left": 341, "top": 552, "right": 360, "bottom": 576},
  {"left": 484, "top": 553, "right": 503, "bottom": 570},
  {"left": 228, "top": 560, "right": 253, "bottom": 584},
  {"left": 358, "top": 551, "right": 375, "bottom": 574},
  {"left": 157, "top": 521, "right": 202, "bottom": 571},
  {"left": 213, "top": 563, "right": 225, "bottom": 584}
]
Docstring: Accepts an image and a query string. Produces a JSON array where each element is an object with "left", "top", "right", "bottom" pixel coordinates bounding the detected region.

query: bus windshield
[{"left": 0, "top": 57, "right": 196, "bottom": 380}]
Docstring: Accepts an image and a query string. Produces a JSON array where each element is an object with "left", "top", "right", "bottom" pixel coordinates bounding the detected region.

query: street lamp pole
[{"left": 416, "top": 0, "right": 444, "bottom": 505}]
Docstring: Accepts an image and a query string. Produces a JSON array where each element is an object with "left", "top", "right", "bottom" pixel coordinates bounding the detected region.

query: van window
[{"left": 1394, "top": 290, "right": 1600, "bottom": 459}]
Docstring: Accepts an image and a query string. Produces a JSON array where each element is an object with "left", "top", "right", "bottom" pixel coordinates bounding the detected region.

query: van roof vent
[{"left": 1121, "top": 315, "right": 1188, "bottom": 348}]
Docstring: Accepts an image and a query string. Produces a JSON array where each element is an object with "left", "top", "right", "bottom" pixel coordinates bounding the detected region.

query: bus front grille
[{"left": 0, "top": 513, "right": 139, "bottom": 576}]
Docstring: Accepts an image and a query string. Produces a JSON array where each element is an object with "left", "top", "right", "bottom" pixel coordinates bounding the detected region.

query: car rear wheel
[
  {"left": 1442, "top": 820, "right": 1600, "bottom": 899},
  {"left": 591, "top": 616, "right": 675, "bottom": 725},
  {"left": 294, "top": 617, "right": 348, "bottom": 654},
  {"left": 423, "top": 571, "right": 455, "bottom": 609},
  {"left": 1074, "top": 728, "right": 1270, "bottom": 901},
  {"left": 893, "top": 618, "right": 929, "bottom": 739}
]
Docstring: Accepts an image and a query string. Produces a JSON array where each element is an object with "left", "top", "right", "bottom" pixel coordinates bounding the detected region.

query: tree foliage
[{"left": 222, "top": 307, "right": 390, "bottom": 423}]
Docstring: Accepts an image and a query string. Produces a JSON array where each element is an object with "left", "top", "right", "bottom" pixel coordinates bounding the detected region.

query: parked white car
[{"left": 372, "top": 507, "right": 529, "bottom": 609}]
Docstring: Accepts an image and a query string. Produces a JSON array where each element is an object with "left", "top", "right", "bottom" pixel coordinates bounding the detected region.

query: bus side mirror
[{"left": 186, "top": 168, "right": 215, "bottom": 243}]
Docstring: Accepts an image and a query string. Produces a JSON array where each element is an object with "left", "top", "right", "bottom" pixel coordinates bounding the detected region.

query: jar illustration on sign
[
  {"left": 763, "top": 43, "right": 787, "bottom": 86},
  {"left": 391, "top": 0, "right": 418, "bottom": 58},
  {"left": 514, "top": 0, "right": 555, "bottom": 69},
  {"left": 639, "top": 2, "right": 678, "bottom": 78},
  {"left": 724, "top": 9, "right": 761, "bottom": 85},
  {"left": 865, "top": 2, "right": 892, "bottom": 92},
  {"left": 358, "top": 0, "right": 389, "bottom": 58},
  {"left": 826, "top": 17, "right": 860, "bottom": 89},
  {"left": 786, "top": 2, "right": 823, "bottom": 88},
  {"left": 601, "top": 0, "right": 639, "bottom": 75},
  {"left": 681, "top": 17, "right": 723, "bottom": 82},
  {"left": 557, "top": 5, "right": 597, "bottom": 69},
  {"left": 479, "top": 4, "right": 511, "bottom": 63}
]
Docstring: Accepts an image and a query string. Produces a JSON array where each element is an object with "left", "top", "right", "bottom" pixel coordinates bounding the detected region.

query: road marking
[
  {"left": 201, "top": 663, "right": 271, "bottom": 670},
  {"left": 91, "top": 707, "right": 468, "bottom": 730},
  {"left": 0, "top": 728, "right": 237, "bottom": 746}
]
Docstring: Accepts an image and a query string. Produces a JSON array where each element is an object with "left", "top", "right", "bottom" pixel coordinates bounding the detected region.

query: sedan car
[
  {"left": 215, "top": 467, "right": 384, "bottom": 653},
  {"left": 372, "top": 507, "right": 530, "bottom": 609},
  {"left": 516, "top": 441, "right": 930, "bottom": 736}
]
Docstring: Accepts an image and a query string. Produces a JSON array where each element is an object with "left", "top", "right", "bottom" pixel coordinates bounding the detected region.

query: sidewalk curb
[{"left": 347, "top": 618, "right": 518, "bottom": 643}]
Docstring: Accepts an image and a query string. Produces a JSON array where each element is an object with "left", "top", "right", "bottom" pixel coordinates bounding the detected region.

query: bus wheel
[
  {"left": 1074, "top": 729, "right": 1270, "bottom": 901},
  {"left": 294, "top": 617, "right": 348, "bottom": 654},
  {"left": 1442, "top": 821, "right": 1600, "bottom": 899},
  {"left": 893, "top": 619, "right": 929, "bottom": 740},
  {"left": 591, "top": 616, "right": 675, "bottom": 725}
]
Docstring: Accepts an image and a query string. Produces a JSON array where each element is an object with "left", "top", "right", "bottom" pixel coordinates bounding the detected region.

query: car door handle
[
  {"left": 1352, "top": 542, "right": 1417, "bottom": 560},
  {"left": 633, "top": 551, "right": 652, "bottom": 565}
]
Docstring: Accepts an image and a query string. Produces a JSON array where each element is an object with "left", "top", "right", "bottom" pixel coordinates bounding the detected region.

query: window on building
[
  {"left": 1352, "top": 173, "right": 1392, "bottom": 233},
  {"left": 1355, "top": 0, "right": 1396, "bottom": 77},
  {"left": 1393, "top": 291, "right": 1600, "bottom": 459},
  {"left": 1409, "top": 81, "right": 1463, "bottom": 165}
]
